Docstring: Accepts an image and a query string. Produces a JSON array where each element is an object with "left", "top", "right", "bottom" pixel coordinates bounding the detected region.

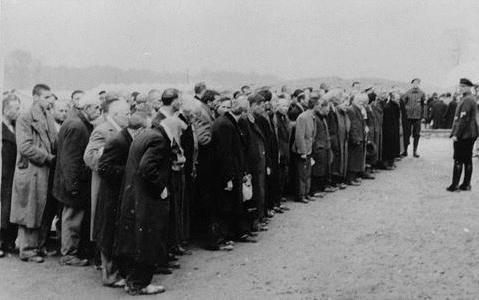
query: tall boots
[
  {"left": 460, "top": 163, "right": 473, "bottom": 191},
  {"left": 447, "top": 160, "right": 463, "bottom": 192},
  {"left": 413, "top": 137, "right": 420, "bottom": 158}
]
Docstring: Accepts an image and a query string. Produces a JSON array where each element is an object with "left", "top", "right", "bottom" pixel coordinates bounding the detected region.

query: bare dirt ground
[{"left": 2, "top": 136, "right": 479, "bottom": 300}]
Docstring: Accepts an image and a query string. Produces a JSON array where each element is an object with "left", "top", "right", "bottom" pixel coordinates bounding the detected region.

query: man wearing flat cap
[
  {"left": 447, "top": 78, "right": 479, "bottom": 192},
  {"left": 400, "top": 78, "right": 426, "bottom": 158}
]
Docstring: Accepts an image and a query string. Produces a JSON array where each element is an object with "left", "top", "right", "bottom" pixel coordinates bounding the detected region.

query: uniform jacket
[
  {"left": 53, "top": 110, "right": 93, "bottom": 208},
  {"left": 451, "top": 92, "right": 479, "bottom": 140},
  {"left": 401, "top": 87, "right": 426, "bottom": 120},
  {"left": 292, "top": 109, "right": 316, "bottom": 156},
  {"left": 10, "top": 102, "right": 57, "bottom": 228}
]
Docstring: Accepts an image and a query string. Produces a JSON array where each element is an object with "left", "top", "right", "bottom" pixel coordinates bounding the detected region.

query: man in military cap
[
  {"left": 400, "top": 78, "right": 426, "bottom": 158},
  {"left": 447, "top": 78, "right": 479, "bottom": 192}
]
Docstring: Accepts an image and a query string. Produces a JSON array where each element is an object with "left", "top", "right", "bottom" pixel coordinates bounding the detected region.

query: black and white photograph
[{"left": 1, "top": 0, "right": 479, "bottom": 298}]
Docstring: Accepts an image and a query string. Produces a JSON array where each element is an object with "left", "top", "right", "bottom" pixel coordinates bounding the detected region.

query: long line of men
[{"left": 1, "top": 78, "right": 447, "bottom": 295}]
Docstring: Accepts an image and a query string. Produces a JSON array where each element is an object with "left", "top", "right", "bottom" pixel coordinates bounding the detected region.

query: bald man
[{"left": 83, "top": 99, "right": 130, "bottom": 285}]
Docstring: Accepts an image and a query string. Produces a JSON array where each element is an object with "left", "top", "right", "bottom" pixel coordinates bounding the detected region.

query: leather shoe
[
  {"left": 446, "top": 185, "right": 459, "bottom": 192},
  {"left": 0, "top": 250, "right": 5, "bottom": 258},
  {"left": 459, "top": 184, "right": 471, "bottom": 191},
  {"left": 126, "top": 284, "right": 165, "bottom": 295},
  {"left": 362, "top": 174, "right": 375, "bottom": 180},
  {"left": 238, "top": 234, "right": 257, "bottom": 243},
  {"left": 60, "top": 256, "right": 89, "bottom": 266},
  {"left": 413, "top": 152, "right": 420, "bottom": 158},
  {"left": 295, "top": 198, "right": 308, "bottom": 203},
  {"left": 168, "top": 261, "right": 181, "bottom": 269},
  {"left": 21, "top": 255, "right": 44, "bottom": 263}
]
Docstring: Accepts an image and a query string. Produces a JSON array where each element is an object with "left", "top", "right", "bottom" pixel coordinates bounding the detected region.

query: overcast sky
[{"left": 2, "top": 0, "right": 479, "bottom": 85}]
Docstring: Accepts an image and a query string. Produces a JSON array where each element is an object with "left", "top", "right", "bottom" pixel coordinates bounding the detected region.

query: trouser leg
[
  {"left": 61, "top": 205, "right": 85, "bottom": 258},
  {"left": 125, "top": 260, "right": 155, "bottom": 292},
  {"left": 451, "top": 160, "right": 463, "bottom": 188},
  {"left": 17, "top": 225, "right": 40, "bottom": 259},
  {"left": 101, "top": 251, "right": 122, "bottom": 286}
]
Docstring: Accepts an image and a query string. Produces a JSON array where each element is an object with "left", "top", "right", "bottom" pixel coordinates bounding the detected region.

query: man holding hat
[
  {"left": 400, "top": 78, "right": 426, "bottom": 158},
  {"left": 447, "top": 78, "right": 479, "bottom": 192}
]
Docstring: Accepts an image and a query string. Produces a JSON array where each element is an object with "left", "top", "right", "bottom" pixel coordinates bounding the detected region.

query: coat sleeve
[
  {"left": 194, "top": 107, "right": 212, "bottom": 146},
  {"left": 138, "top": 134, "right": 170, "bottom": 195},
  {"left": 16, "top": 113, "right": 52, "bottom": 166},
  {"left": 98, "top": 137, "right": 126, "bottom": 181},
  {"left": 60, "top": 125, "right": 88, "bottom": 193},
  {"left": 83, "top": 127, "right": 107, "bottom": 171}
]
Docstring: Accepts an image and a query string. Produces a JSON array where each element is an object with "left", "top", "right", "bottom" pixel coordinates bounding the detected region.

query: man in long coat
[
  {"left": 84, "top": 98, "right": 130, "bottom": 284},
  {"left": 1, "top": 93, "right": 21, "bottom": 256},
  {"left": 209, "top": 97, "right": 253, "bottom": 244},
  {"left": 381, "top": 92, "right": 401, "bottom": 168},
  {"left": 53, "top": 95, "right": 101, "bottom": 266},
  {"left": 346, "top": 93, "right": 368, "bottom": 185},
  {"left": 96, "top": 108, "right": 151, "bottom": 287},
  {"left": 84, "top": 94, "right": 128, "bottom": 242},
  {"left": 10, "top": 84, "right": 57, "bottom": 263},
  {"left": 114, "top": 118, "right": 172, "bottom": 295},
  {"left": 291, "top": 96, "right": 317, "bottom": 203}
]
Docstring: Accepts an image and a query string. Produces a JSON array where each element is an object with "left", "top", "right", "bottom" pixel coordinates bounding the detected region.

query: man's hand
[
  {"left": 452, "top": 136, "right": 458, "bottom": 142},
  {"left": 224, "top": 180, "right": 233, "bottom": 191},
  {"left": 300, "top": 154, "right": 307, "bottom": 159},
  {"left": 266, "top": 167, "right": 271, "bottom": 175}
]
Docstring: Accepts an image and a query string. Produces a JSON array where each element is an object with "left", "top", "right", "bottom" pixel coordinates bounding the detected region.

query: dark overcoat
[
  {"left": 347, "top": 105, "right": 366, "bottom": 173},
  {"left": 114, "top": 126, "right": 173, "bottom": 266},
  {"left": 10, "top": 103, "right": 57, "bottom": 228},
  {"left": 430, "top": 100, "right": 448, "bottom": 129},
  {"left": 53, "top": 110, "right": 93, "bottom": 208},
  {"left": 381, "top": 100, "right": 401, "bottom": 161},
  {"left": 2, "top": 123, "right": 17, "bottom": 228},
  {"left": 95, "top": 128, "right": 132, "bottom": 254},
  {"left": 239, "top": 116, "right": 266, "bottom": 218},
  {"left": 327, "top": 109, "right": 340, "bottom": 175},
  {"left": 273, "top": 111, "right": 291, "bottom": 167},
  {"left": 312, "top": 112, "right": 330, "bottom": 177},
  {"left": 210, "top": 113, "right": 246, "bottom": 214},
  {"left": 335, "top": 105, "right": 350, "bottom": 177},
  {"left": 444, "top": 100, "right": 457, "bottom": 129},
  {"left": 372, "top": 104, "right": 383, "bottom": 162}
]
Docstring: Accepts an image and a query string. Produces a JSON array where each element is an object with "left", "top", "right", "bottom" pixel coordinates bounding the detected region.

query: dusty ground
[{"left": 2, "top": 136, "right": 479, "bottom": 300}]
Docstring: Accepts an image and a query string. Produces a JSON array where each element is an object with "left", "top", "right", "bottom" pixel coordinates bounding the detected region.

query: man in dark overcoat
[
  {"left": 400, "top": 78, "right": 426, "bottom": 157},
  {"left": 114, "top": 118, "right": 173, "bottom": 295},
  {"left": 210, "top": 97, "right": 253, "bottom": 244},
  {"left": 53, "top": 94, "right": 101, "bottom": 266},
  {"left": 1, "top": 93, "right": 21, "bottom": 256},
  {"left": 239, "top": 95, "right": 268, "bottom": 231},
  {"left": 447, "top": 78, "right": 479, "bottom": 192},
  {"left": 346, "top": 93, "right": 368, "bottom": 185},
  {"left": 95, "top": 109, "right": 151, "bottom": 287}
]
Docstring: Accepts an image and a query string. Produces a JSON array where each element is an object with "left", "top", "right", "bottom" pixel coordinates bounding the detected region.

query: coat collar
[{"left": 30, "top": 102, "right": 57, "bottom": 149}]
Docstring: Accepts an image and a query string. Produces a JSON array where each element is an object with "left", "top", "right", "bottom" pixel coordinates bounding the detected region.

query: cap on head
[
  {"left": 411, "top": 78, "right": 421, "bottom": 84},
  {"left": 459, "top": 78, "right": 474, "bottom": 87}
]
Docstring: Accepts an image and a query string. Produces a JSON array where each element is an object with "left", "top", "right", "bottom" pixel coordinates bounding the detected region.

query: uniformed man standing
[
  {"left": 400, "top": 78, "right": 426, "bottom": 158},
  {"left": 447, "top": 78, "right": 479, "bottom": 192}
]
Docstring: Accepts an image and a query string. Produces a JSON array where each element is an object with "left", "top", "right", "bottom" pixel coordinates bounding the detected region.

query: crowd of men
[{"left": 1, "top": 78, "right": 478, "bottom": 295}]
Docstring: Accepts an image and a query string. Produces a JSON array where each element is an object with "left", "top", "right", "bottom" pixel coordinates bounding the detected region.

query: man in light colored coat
[
  {"left": 291, "top": 95, "right": 317, "bottom": 203},
  {"left": 83, "top": 95, "right": 130, "bottom": 285},
  {"left": 10, "top": 84, "right": 57, "bottom": 263}
]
